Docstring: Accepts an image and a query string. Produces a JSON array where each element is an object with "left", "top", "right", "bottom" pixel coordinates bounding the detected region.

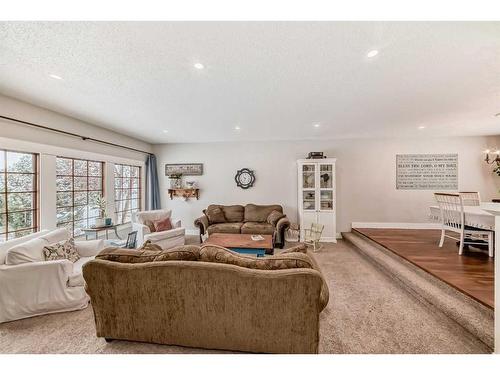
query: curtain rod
[{"left": 0, "top": 115, "right": 153, "bottom": 156}]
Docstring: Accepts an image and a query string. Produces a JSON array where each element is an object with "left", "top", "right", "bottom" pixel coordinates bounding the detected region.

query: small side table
[{"left": 82, "top": 225, "right": 122, "bottom": 240}]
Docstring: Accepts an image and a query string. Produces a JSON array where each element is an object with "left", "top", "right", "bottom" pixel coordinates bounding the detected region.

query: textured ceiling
[{"left": 0, "top": 21, "right": 499, "bottom": 144}]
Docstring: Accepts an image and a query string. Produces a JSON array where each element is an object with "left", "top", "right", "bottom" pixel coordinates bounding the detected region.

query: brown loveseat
[
  {"left": 194, "top": 204, "right": 290, "bottom": 250},
  {"left": 83, "top": 243, "right": 329, "bottom": 354}
]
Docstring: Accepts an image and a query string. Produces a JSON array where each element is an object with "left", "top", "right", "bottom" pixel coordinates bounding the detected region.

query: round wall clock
[{"left": 235, "top": 168, "right": 255, "bottom": 189}]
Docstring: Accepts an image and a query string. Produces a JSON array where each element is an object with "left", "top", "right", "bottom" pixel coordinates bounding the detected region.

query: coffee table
[{"left": 203, "top": 233, "right": 274, "bottom": 257}]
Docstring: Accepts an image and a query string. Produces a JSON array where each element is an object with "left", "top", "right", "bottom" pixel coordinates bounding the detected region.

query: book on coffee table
[{"left": 251, "top": 235, "right": 264, "bottom": 241}]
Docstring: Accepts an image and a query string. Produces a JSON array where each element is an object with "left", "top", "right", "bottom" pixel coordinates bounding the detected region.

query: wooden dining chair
[
  {"left": 434, "top": 193, "right": 493, "bottom": 256},
  {"left": 459, "top": 191, "right": 481, "bottom": 206}
]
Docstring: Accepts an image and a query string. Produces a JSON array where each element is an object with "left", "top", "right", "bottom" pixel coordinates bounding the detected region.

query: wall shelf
[{"left": 168, "top": 188, "right": 199, "bottom": 200}]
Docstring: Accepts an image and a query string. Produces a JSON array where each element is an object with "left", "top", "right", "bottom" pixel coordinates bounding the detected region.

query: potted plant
[
  {"left": 169, "top": 173, "right": 183, "bottom": 189},
  {"left": 92, "top": 196, "right": 109, "bottom": 227}
]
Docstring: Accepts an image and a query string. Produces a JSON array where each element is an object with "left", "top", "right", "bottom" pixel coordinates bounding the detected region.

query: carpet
[{"left": 0, "top": 237, "right": 490, "bottom": 354}]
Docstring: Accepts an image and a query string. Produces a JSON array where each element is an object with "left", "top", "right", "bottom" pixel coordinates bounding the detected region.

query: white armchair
[
  {"left": 0, "top": 228, "right": 105, "bottom": 323},
  {"left": 132, "top": 209, "right": 185, "bottom": 250}
]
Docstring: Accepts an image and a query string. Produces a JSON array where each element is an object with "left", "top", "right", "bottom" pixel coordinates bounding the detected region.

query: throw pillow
[
  {"left": 43, "top": 238, "right": 80, "bottom": 263},
  {"left": 143, "top": 220, "right": 157, "bottom": 233},
  {"left": 280, "top": 243, "right": 308, "bottom": 254},
  {"left": 199, "top": 245, "right": 314, "bottom": 270},
  {"left": 267, "top": 210, "right": 285, "bottom": 226},
  {"left": 205, "top": 206, "right": 226, "bottom": 224},
  {"left": 153, "top": 217, "right": 173, "bottom": 232}
]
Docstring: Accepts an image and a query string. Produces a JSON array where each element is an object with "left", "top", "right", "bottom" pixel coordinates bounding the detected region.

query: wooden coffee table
[{"left": 203, "top": 233, "right": 273, "bottom": 257}]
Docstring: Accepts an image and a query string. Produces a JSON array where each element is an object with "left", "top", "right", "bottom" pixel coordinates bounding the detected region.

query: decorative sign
[
  {"left": 396, "top": 154, "right": 458, "bottom": 190},
  {"left": 165, "top": 163, "right": 203, "bottom": 176}
]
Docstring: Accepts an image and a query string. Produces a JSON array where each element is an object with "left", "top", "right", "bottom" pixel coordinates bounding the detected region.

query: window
[
  {"left": 56, "top": 157, "right": 104, "bottom": 236},
  {"left": 114, "top": 164, "right": 141, "bottom": 225},
  {"left": 0, "top": 150, "right": 38, "bottom": 242}
]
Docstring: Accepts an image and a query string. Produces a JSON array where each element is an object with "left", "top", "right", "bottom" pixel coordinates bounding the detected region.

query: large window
[
  {"left": 0, "top": 150, "right": 38, "bottom": 242},
  {"left": 114, "top": 164, "right": 141, "bottom": 225},
  {"left": 56, "top": 157, "right": 104, "bottom": 236}
]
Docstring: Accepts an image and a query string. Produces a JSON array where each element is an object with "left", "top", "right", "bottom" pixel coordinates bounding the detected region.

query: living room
[{"left": 1, "top": 1, "right": 500, "bottom": 373}]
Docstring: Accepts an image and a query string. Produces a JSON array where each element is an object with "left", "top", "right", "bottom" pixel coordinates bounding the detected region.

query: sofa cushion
[
  {"left": 240, "top": 222, "right": 275, "bottom": 235},
  {"left": 199, "top": 245, "right": 314, "bottom": 270},
  {"left": 96, "top": 248, "right": 160, "bottom": 263},
  {"left": 205, "top": 205, "right": 226, "bottom": 224},
  {"left": 39, "top": 228, "right": 70, "bottom": 244},
  {"left": 5, "top": 237, "right": 48, "bottom": 265},
  {"left": 154, "top": 245, "right": 201, "bottom": 261},
  {"left": 267, "top": 210, "right": 286, "bottom": 226},
  {"left": 244, "top": 204, "right": 283, "bottom": 222},
  {"left": 69, "top": 256, "right": 95, "bottom": 287},
  {"left": 207, "top": 223, "right": 242, "bottom": 235},
  {"left": 221, "top": 205, "right": 244, "bottom": 222}
]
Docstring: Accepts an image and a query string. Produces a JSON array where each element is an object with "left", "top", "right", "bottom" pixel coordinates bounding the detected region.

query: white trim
[
  {"left": 185, "top": 229, "right": 199, "bottom": 236},
  {"left": 352, "top": 222, "right": 441, "bottom": 230}
]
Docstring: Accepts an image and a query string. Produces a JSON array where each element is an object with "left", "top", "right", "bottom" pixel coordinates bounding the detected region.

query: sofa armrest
[
  {"left": 144, "top": 227, "right": 185, "bottom": 242},
  {"left": 306, "top": 250, "right": 330, "bottom": 311},
  {"left": 274, "top": 216, "right": 291, "bottom": 248},
  {"left": 0, "top": 259, "right": 73, "bottom": 288},
  {"left": 75, "top": 239, "right": 105, "bottom": 257},
  {"left": 171, "top": 218, "right": 182, "bottom": 228},
  {"left": 132, "top": 222, "right": 150, "bottom": 247},
  {"left": 194, "top": 215, "right": 209, "bottom": 235}
]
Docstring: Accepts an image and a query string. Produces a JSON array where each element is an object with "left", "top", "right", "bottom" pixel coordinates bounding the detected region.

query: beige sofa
[
  {"left": 83, "top": 244, "right": 329, "bottom": 354},
  {"left": 194, "top": 204, "right": 290, "bottom": 250}
]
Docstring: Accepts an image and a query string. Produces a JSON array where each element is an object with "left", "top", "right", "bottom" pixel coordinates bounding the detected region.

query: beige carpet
[{"left": 0, "top": 237, "right": 490, "bottom": 354}]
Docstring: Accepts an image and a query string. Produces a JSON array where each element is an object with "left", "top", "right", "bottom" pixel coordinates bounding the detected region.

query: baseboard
[{"left": 351, "top": 222, "right": 441, "bottom": 230}]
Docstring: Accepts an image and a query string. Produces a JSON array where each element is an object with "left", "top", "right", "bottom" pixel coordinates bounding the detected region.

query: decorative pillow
[
  {"left": 96, "top": 247, "right": 160, "bottom": 263},
  {"left": 153, "top": 217, "right": 173, "bottom": 232},
  {"left": 205, "top": 206, "right": 226, "bottom": 224},
  {"left": 280, "top": 243, "right": 308, "bottom": 254},
  {"left": 267, "top": 210, "right": 286, "bottom": 226},
  {"left": 199, "top": 245, "right": 314, "bottom": 270},
  {"left": 143, "top": 220, "right": 157, "bottom": 233},
  {"left": 154, "top": 245, "right": 201, "bottom": 262},
  {"left": 43, "top": 238, "right": 80, "bottom": 263}
]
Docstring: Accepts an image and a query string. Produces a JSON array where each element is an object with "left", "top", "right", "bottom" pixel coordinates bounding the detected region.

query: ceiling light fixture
[
  {"left": 162, "top": 130, "right": 169, "bottom": 134},
  {"left": 418, "top": 125, "right": 426, "bottom": 130},
  {"left": 49, "top": 74, "right": 63, "bottom": 80},
  {"left": 313, "top": 123, "right": 321, "bottom": 128},
  {"left": 234, "top": 126, "right": 241, "bottom": 130},
  {"left": 194, "top": 63, "right": 204, "bottom": 70},
  {"left": 366, "top": 50, "right": 379, "bottom": 58}
]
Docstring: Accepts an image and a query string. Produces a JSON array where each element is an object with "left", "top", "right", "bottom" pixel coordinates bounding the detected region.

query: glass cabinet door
[
  {"left": 302, "top": 190, "right": 316, "bottom": 211},
  {"left": 319, "top": 164, "right": 334, "bottom": 210},
  {"left": 302, "top": 164, "right": 315, "bottom": 189}
]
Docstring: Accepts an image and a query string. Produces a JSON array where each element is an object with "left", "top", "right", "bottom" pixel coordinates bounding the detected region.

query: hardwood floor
[{"left": 353, "top": 228, "right": 494, "bottom": 309}]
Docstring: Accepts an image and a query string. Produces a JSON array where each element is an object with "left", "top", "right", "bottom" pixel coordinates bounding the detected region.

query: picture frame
[{"left": 165, "top": 163, "right": 203, "bottom": 176}]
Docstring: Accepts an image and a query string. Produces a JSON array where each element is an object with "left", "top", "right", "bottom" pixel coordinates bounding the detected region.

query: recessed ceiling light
[
  {"left": 418, "top": 125, "right": 426, "bottom": 130},
  {"left": 313, "top": 123, "right": 321, "bottom": 128},
  {"left": 366, "top": 50, "right": 379, "bottom": 58},
  {"left": 234, "top": 126, "right": 241, "bottom": 130},
  {"left": 49, "top": 74, "right": 63, "bottom": 80},
  {"left": 194, "top": 63, "right": 204, "bottom": 70},
  {"left": 162, "top": 130, "right": 169, "bottom": 134}
]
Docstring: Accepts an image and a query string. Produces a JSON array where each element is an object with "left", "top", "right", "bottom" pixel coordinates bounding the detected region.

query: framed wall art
[{"left": 165, "top": 163, "right": 203, "bottom": 176}]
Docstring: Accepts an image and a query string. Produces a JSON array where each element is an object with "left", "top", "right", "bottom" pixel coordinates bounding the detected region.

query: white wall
[
  {"left": 0, "top": 94, "right": 151, "bottom": 232},
  {"left": 154, "top": 136, "right": 500, "bottom": 233}
]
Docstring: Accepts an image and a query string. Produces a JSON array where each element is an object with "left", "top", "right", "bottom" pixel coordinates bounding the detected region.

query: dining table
[
  {"left": 429, "top": 202, "right": 500, "bottom": 230},
  {"left": 431, "top": 202, "right": 500, "bottom": 353}
]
